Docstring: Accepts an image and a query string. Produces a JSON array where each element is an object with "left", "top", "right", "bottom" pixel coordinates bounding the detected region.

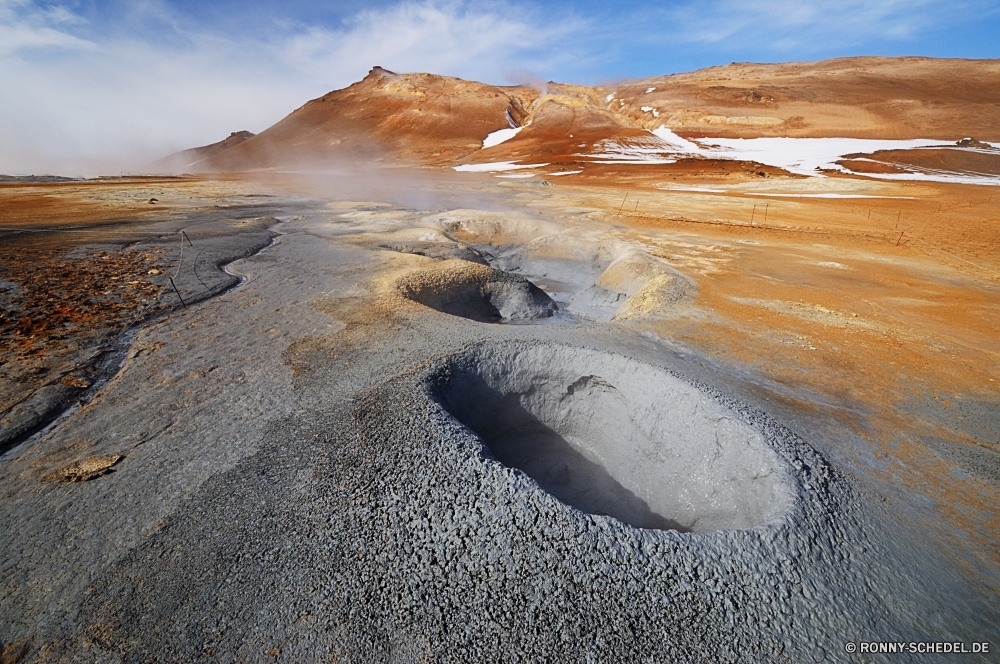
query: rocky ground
[{"left": 1, "top": 173, "right": 998, "bottom": 662}]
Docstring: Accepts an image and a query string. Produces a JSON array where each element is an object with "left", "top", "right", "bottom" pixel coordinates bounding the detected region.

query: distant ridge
[
  {"left": 149, "top": 130, "right": 255, "bottom": 173},
  {"left": 158, "top": 56, "right": 1000, "bottom": 173}
]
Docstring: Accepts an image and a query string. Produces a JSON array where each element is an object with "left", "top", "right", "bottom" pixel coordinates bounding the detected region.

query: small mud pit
[
  {"left": 396, "top": 260, "right": 557, "bottom": 323},
  {"left": 434, "top": 343, "right": 795, "bottom": 532}
]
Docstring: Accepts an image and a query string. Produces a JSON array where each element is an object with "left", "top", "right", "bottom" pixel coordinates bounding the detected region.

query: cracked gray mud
[{"left": 75, "top": 339, "right": 875, "bottom": 663}]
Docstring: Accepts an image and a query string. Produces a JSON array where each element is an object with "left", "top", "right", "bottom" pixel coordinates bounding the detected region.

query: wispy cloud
[
  {"left": 0, "top": 0, "right": 96, "bottom": 55},
  {"left": 280, "top": 1, "right": 585, "bottom": 85},
  {"left": 0, "top": 0, "right": 584, "bottom": 175}
]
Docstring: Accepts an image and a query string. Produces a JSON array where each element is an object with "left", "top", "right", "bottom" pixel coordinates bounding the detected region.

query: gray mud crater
[
  {"left": 434, "top": 343, "right": 794, "bottom": 532},
  {"left": 396, "top": 262, "right": 557, "bottom": 323},
  {"left": 73, "top": 340, "right": 867, "bottom": 662}
]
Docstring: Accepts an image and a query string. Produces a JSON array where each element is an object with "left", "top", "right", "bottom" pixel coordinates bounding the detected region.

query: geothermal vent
[
  {"left": 396, "top": 261, "right": 557, "bottom": 323},
  {"left": 435, "top": 343, "right": 795, "bottom": 532}
]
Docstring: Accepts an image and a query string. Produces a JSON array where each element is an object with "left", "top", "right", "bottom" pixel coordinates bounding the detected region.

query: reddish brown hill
[
  {"left": 203, "top": 67, "right": 545, "bottom": 170},
  {"left": 150, "top": 131, "right": 255, "bottom": 173},
  {"left": 191, "top": 57, "right": 1000, "bottom": 172},
  {"left": 464, "top": 83, "right": 651, "bottom": 166},
  {"left": 199, "top": 68, "right": 654, "bottom": 172},
  {"left": 611, "top": 56, "right": 1000, "bottom": 139}
]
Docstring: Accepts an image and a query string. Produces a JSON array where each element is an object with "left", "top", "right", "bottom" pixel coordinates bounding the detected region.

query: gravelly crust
[{"left": 68, "top": 340, "right": 932, "bottom": 663}]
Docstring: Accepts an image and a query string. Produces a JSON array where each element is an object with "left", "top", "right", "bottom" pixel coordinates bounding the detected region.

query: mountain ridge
[{"left": 156, "top": 56, "right": 1000, "bottom": 174}]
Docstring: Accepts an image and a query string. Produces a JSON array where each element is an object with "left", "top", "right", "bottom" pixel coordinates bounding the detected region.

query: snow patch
[
  {"left": 548, "top": 171, "right": 583, "bottom": 176},
  {"left": 646, "top": 128, "right": 1000, "bottom": 183},
  {"left": 454, "top": 161, "right": 550, "bottom": 172},
  {"left": 649, "top": 128, "right": 704, "bottom": 153},
  {"left": 831, "top": 159, "right": 1000, "bottom": 186},
  {"left": 742, "top": 193, "right": 916, "bottom": 199},
  {"left": 482, "top": 121, "right": 531, "bottom": 149},
  {"left": 605, "top": 93, "right": 615, "bottom": 102},
  {"left": 659, "top": 187, "right": 728, "bottom": 193},
  {"left": 585, "top": 138, "right": 678, "bottom": 164},
  {"left": 686, "top": 136, "right": 943, "bottom": 177},
  {"left": 645, "top": 87, "right": 656, "bottom": 93}
]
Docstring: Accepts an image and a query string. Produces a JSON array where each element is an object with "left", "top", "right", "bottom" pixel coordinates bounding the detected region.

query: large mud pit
[
  {"left": 396, "top": 260, "right": 557, "bottom": 323},
  {"left": 434, "top": 343, "right": 795, "bottom": 532}
]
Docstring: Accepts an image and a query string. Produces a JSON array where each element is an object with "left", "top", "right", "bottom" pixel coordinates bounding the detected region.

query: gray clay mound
[
  {"left": 396, "top": 260, "right": 557, "bottom": 323},
  {"left": 434, "top": 343, "right": 796, "bottom": 532}
]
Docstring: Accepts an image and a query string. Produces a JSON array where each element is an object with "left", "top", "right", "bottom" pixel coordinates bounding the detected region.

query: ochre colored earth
[{"left": 156, "top": 57, "right": 1000, "bottom": 173}]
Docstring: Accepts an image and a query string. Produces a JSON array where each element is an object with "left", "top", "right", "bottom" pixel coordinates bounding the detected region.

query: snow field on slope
[
  {"left": 483, "top": 121, "right": 532, "bottom": 149},
  {"left": 454, "top": 161, "right": 549, "bottom": 172}
]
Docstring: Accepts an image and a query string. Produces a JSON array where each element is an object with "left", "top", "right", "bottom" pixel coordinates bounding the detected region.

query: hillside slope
[
  {"left": 192, "top": 57, "right": 1000, "bottom": 173},
  {"left": 611, "top": 56, "right": 1000, "bottom": 139},
  {"left": 203, "top": 67, "right": 544, "bottom": 170},
  {"left": 150, "top": 131, "right": 255, "bottom": 173}
]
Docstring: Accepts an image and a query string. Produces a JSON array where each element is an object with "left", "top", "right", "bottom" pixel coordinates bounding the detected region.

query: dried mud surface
[
  {"left": 0, "top": 178, "right": 282, "bottom": 456},
  {"left": 0, "top": 170, "right": 998, "bottom": 662}
]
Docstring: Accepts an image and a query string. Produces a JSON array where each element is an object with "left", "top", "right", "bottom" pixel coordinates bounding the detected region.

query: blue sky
[{"left": 2, "top": 0, "right": 999, "bottom": 174}]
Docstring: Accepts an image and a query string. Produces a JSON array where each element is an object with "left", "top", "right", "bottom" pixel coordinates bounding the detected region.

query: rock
[
  {"left": 44, "top": 454, "right": 122, "bottom": 482},
  {"left": 60, "top": 376, "right": 90, "bottom": 389},
  {"left": 956, "top": 137, "right": 992, "bottom": 148},
  {"left": 0, "top": 384, "right": 81, "bottom": 453}
]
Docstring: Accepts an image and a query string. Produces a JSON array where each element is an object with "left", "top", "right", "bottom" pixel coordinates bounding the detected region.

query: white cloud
[
  {"left": 0, "top": 0, "right": 583, "bottom": 175},
  {"left": 279, "top": 1, "right": 582, "bottom": 85},
  {"left": 0, "top": 0, "right": 95, "bottom": 55}
]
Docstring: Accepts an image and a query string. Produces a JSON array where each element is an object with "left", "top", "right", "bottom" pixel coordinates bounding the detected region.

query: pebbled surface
[{"left": 61, "top": 340, "right": 973, "bottom": 663}]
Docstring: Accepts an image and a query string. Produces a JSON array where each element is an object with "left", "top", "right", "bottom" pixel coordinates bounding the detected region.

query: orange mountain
[
  {"left": 150, "top": 131, "right": 255, "bottom": 173},
  {"left": 177, "top": 57, "right": 999, "bottom": 173}
]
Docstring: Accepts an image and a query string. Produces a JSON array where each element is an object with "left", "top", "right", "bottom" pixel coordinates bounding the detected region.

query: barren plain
[{"left": 1, "top": 57, "right": 999, "bottom": 662}]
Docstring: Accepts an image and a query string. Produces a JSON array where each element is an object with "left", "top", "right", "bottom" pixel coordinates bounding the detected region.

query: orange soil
[
  {"left": 615, "top": 56, "right": 1000, "bottom": 140},
  {"left": 539, "top": 172, "right": 1000, "bottom": 577},
  {"left": 0, "top": 178, "right": 193, "bottom": 228},
  {"left": 839, "top": 147, "right": 1000, "bottom": 176},
  {"left": 0, "top": 177, "right": 250, "bottom": 414}
]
